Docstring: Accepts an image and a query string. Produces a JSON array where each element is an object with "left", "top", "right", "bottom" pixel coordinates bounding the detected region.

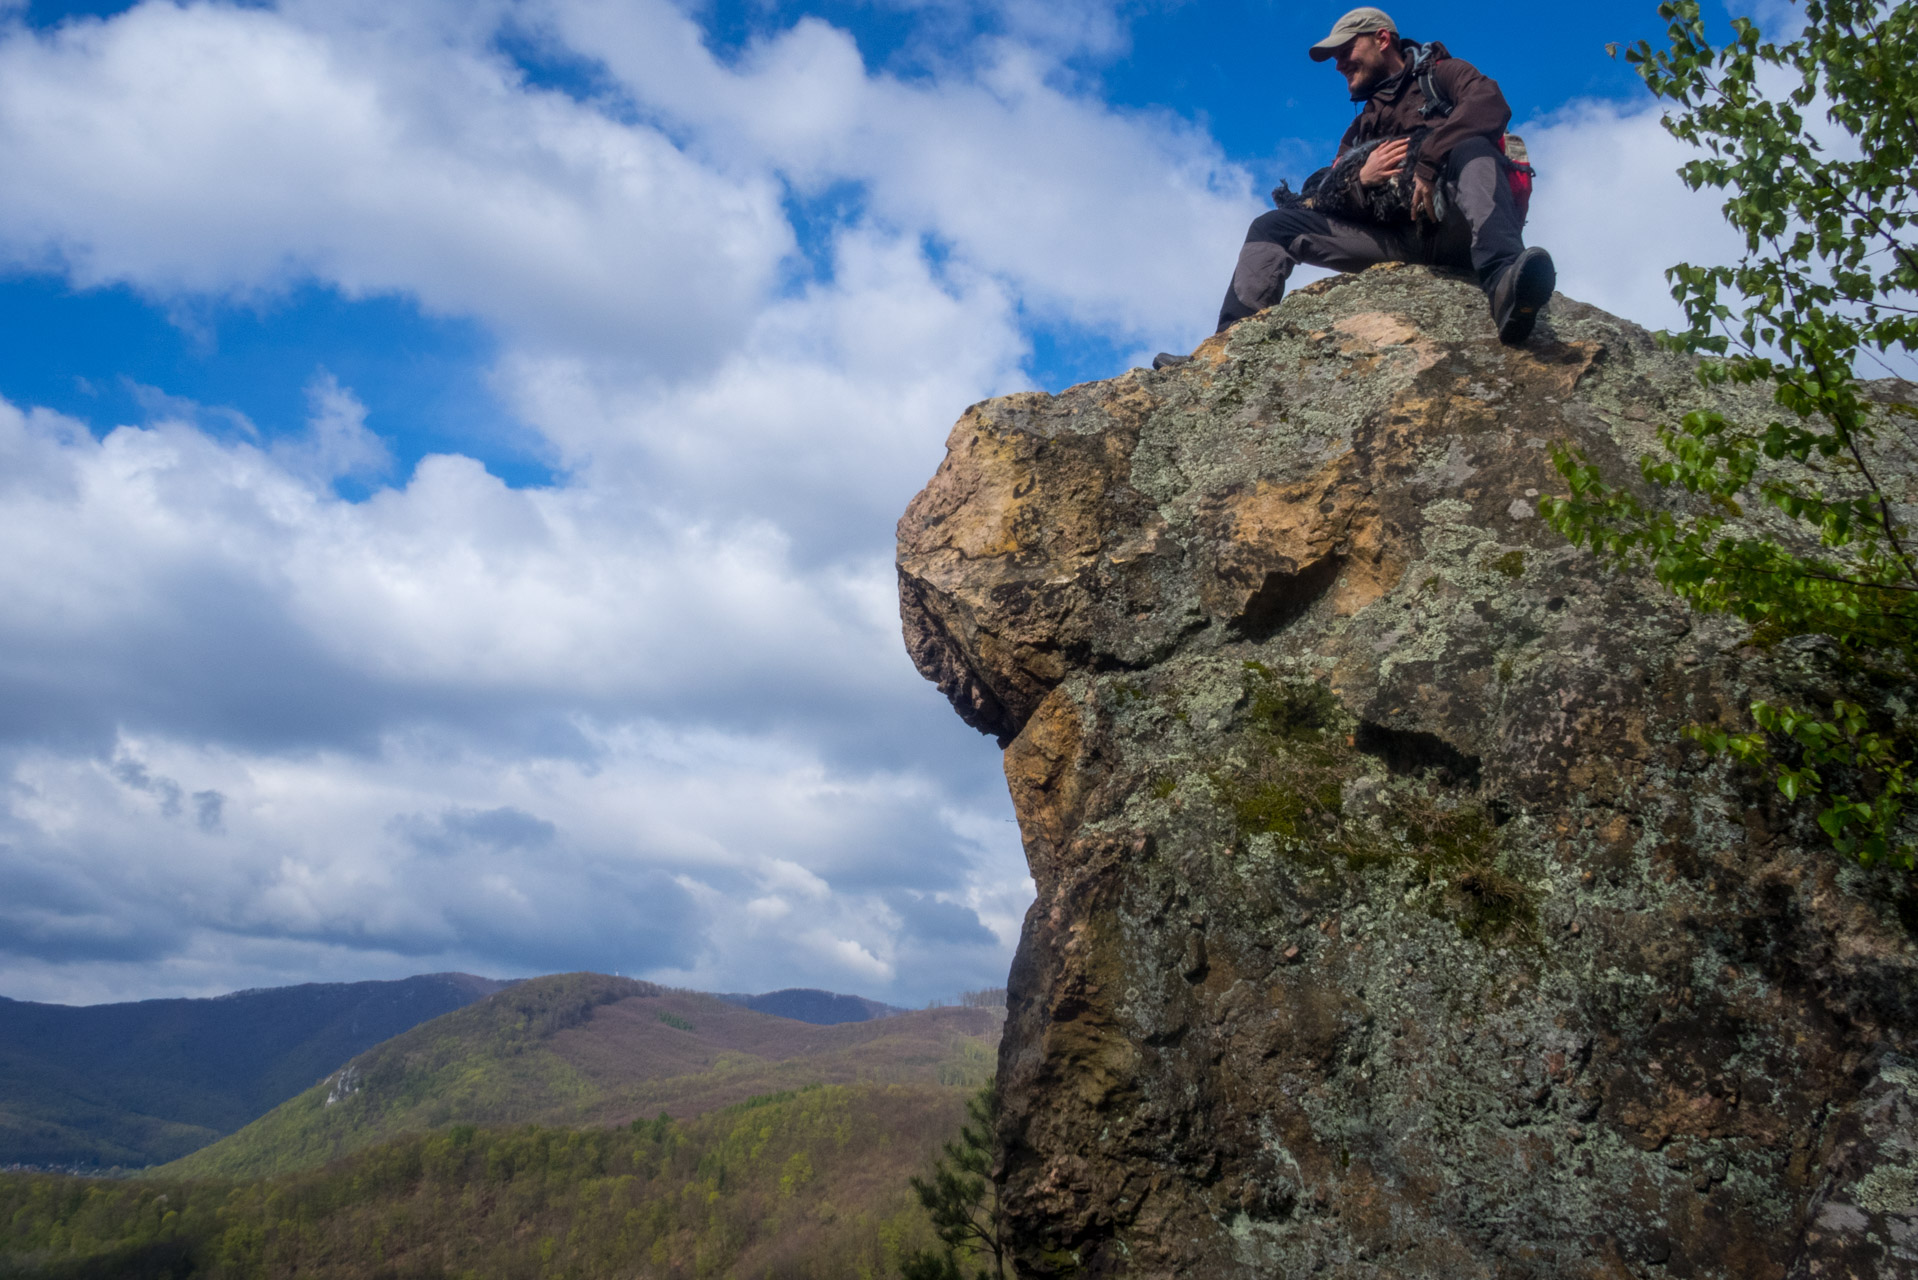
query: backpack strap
[{"left": 1411, "top": 43, "right": 1454, "bottom": 119}]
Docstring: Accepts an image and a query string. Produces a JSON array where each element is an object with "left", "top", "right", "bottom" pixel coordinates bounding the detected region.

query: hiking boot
[
  {"left": 1152, "top": 352, "right": 1193, "bottom": 370},
  {"left": 1490, "top": 247, "right": 1555, "bottom": 346}
]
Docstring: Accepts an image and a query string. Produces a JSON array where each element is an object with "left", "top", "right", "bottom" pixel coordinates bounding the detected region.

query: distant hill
[
  {"left": 718, "top": 986, "right": 905, "bottom": 1024},
  {"left": 0, "top": 973, "right": 505, "bottom": 1171},
  {"left": 1, "top": 1082, "right": 963, "bottom": 1280},
  {"left": 164, "top": 972, "right": 1000, "bottom": 1181}
]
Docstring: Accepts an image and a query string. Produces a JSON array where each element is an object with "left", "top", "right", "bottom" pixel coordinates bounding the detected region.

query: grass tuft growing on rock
[
  {"left": 1207, "top": 675, "right": 1539, "bottom": 947},
  {"left": 1242, "top": 663, "right": 1340, "bottom": 742},
  {"left": 1491, "top": 550, "right": 1527, "bottom": 580},
  {"left": 1406, "top": 807, "right": 1538, "bottom": 945}
]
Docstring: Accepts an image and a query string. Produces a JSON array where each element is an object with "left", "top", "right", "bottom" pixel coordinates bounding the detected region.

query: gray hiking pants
[{"left": 1218, "top": 134, "right": 1525, "bottom": 332}]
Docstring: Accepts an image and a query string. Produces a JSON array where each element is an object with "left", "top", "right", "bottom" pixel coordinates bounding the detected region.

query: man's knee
[
  {"left": 1245, "top": 207, "right": 1318, "bottom": 244},
  {"left": 1439, "top": 134, "right": 1525, "bottom": 285},
  {"left": 1443, "top": 134, "right": 1515, "bottom": 223},
  {"left": 1445, "top": 134, "right": 1501, "bottom": 173}
]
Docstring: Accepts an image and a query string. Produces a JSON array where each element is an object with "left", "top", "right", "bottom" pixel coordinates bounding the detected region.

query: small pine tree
[{"left": 901, "top": 1083, "right": 1005, "bottom": 1280}]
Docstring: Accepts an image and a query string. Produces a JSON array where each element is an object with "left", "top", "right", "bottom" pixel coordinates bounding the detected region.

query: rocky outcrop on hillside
[{"left": 897, "top": 265, "right": 1918, "bottom": 1278}]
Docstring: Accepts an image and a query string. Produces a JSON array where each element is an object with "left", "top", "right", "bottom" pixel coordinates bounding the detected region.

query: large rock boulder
[{"left": 897, "top": 264, "right": 1918, "bottom": 1278}]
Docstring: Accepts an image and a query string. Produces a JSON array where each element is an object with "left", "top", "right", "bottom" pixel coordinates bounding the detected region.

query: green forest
[
  {"left": 0, "top": 1082, "right": 963, "bottom": 1280},
  {"left": 157, "top": 975, "right": 998, "bottom": 1185}
]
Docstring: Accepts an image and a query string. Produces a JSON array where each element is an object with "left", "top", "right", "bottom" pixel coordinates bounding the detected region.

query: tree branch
[{"left": 1840, "top": 433, "right": 1918, "bottom": 586}]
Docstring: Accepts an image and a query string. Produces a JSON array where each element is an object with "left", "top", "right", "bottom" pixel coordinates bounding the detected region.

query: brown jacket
[{"left": 1335, "top": 41, "right": 1511, "bottom": 187}]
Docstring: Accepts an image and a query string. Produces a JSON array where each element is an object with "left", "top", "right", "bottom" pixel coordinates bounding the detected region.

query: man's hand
[
  {"left": 1411, "top": 174, "right": 1436, "bottom": 222},
  {"left": 1358, "top": 137, "right": 1410, "bottom": 187}
]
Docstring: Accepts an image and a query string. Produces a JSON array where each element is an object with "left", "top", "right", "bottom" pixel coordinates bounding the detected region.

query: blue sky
[{"left": 0, "top": 0, "right": 1753, "bottom": 1005}]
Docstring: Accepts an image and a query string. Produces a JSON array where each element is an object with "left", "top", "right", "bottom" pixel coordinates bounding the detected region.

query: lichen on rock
[{"left": 897, "top": 265, "right": 1918, "bottom": 1278}]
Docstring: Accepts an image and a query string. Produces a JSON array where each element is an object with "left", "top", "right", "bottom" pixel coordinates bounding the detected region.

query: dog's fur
[{"left": 1270, "top": 128, "right": 1430, "bottom": 225}]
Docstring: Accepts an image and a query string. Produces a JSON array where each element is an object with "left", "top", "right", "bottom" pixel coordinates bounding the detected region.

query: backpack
[{"left": 1410, "top": 42, "right": 1535, "bottom": 224}]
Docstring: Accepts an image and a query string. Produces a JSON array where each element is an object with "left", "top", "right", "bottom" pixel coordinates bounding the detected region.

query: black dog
[{"left": 1271, "top": 128, "right": 1431, "bottom": 226}]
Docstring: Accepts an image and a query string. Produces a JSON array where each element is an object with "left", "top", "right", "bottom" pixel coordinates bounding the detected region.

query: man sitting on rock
[{"left": 1155, "top": 6, "right": 1555, "bottom": 368}]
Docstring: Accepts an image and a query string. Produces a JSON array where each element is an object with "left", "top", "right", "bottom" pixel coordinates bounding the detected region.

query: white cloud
[
  {"left": 541, "top": 0, "right": 1258, "bottom": 342},
  {"left": 1517, "top": 96, "right": 1745, "bottom": 334},
  {"left": 0, "top": 0, "right": 1097, "bottom": 997},
  {"left": 272, "top": 374, "right": 393, "bottom": 484},
  {"left": 1518, "top": 82, "right": 1917, "bottom": 382},
  {"left": 0, "top": 367, "right": 1036, "bottom": 1003},
  {"left": 502, "top": 225, "right": 1029, "bottom": 548},
  {"left": 0, "top": 0, "right": 791, "bottom": 366},
  {"left": 0, "top": 391, "right": 949, "bottom": 747},
  {"left": 0, "top": 714, "right": 1028, "bottom": 1003}
]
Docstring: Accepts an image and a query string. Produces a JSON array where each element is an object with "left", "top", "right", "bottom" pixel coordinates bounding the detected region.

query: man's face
[{"left": 1333, "top": 31, "right": 1395, "bottom": 96}]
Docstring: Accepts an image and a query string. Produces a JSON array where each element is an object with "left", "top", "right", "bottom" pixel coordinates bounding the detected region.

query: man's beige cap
[{"left": 1308, "top": 6, "right": 1398, "bottom": 60}]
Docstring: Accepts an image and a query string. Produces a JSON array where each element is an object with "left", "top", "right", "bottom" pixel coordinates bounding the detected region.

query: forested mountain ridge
[
  {"left": 0, "top": 973, "right": 1001, "bottom": 1278},
  {"left": 717, "top": 987, "right": 905, "bottom": 1023},
  {"left": 162, "top": 972, "right": 1000, "bottom": 1180},
  {"left": 0, "top": 973, "right": 505, "bottom": 1171},
  {"left": 0, "top": 1081, "right": 961, "bottom": 1279}
]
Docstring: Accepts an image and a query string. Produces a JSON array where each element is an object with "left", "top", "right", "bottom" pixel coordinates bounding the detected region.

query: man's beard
[{"left": 1346, "top": 63, "right": 1392, "bottom": 101}]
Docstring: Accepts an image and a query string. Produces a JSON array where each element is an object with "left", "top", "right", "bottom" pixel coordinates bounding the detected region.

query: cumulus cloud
[
  {"left": 542, "top": 0, "right": 1256, "bottom": 343},
  {"left": 0, "top": 386, "right": 958, "bottom": 760},
  {"left": 0, "top": 713, "right": 1026, "bottom": 1002},
  {"left": 1518, "top": 74, "right": 1915, "bottom": 384},
  {"left": 0, "top": 0, "right": 791, "bottom": 366},
  {"left": 0, "top": 383, "right": 1029, "bottom": 997},
  {"left": 502, "top": 225, "right": 1027, "bottom": 551},
  {"left": 1, "top": 0, "right": 1246, "bottom": 1004},
  {"left": 1517, "top": 96, "right": 1745, "bottom": 334},
  {"left": 272, "top": 375, "right": 393, "bottom": 485}
]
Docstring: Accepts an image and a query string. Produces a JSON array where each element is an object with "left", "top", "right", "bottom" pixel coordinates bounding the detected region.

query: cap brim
[{"left": 1307, "top": 37, "right": 1347, "bottom": 62}]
